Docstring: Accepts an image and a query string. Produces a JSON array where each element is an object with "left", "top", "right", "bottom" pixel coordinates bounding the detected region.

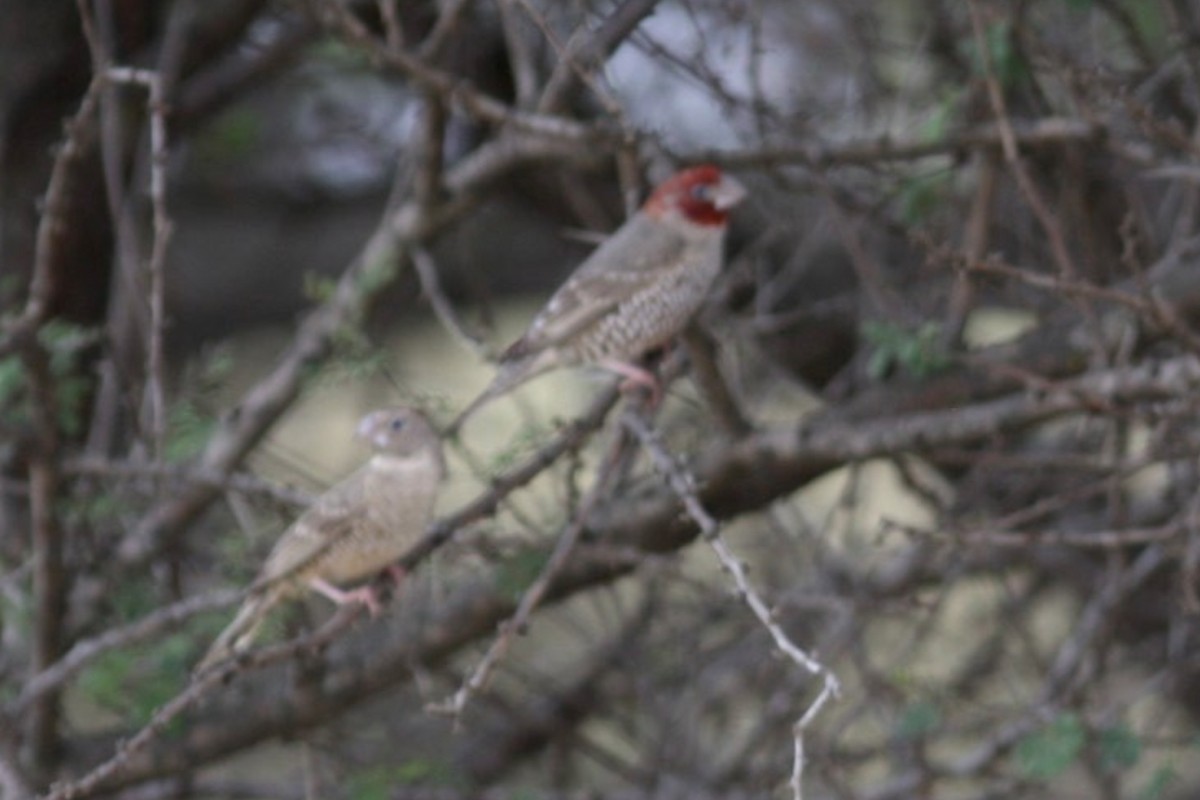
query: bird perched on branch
[
  {"left": 196, "top": 406, "right": 444, "bottom": 671},
  {"left": 446, "top": 164, "right": 747, "bottom": 435}
]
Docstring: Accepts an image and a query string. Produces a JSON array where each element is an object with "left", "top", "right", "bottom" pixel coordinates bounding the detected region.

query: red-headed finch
[
  {"left": 197, "top": 406, "right": 444, "bottom": 671},
  {"left": 447, "top": 165, "right": 746, "bottom": 434}
]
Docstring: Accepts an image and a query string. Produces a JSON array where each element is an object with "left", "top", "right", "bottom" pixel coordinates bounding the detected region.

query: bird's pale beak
[{"left": 711, "top": 175, "right": 747, "bottom": 210}]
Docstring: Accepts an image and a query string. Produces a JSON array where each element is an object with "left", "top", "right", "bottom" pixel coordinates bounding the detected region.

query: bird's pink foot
[
  {"left": 308, "top": 577, "right": 385, "bottom": 617},
  {"left": 600, "top": 358, "right": 661, "bottom": 406}
]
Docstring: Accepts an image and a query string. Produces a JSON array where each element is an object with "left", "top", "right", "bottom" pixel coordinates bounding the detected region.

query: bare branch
[{"left": 621, "top": 411, "right": 839, "bottom": 800}]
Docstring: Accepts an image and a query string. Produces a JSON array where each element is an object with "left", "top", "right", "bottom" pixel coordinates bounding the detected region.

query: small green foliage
[
  {"left": 195, "top": 108, "right": 262, "bottom": 163},
  {"left": 313, "top": 327, "right": 388, "bottom": 389},
  {"left": 895, "top": 701, "right": 941, "bottom": 740},
  {"left": 898, "top": 171, "right": 952, "bottom": 225},
  {"left": 1129, "top": 2, "right": 1166, "bottom": 50},
  {"left": 966, "top": 21, "right": 1029, "bottom": 88},
  {"left": 79, "top": 649, "right": 135, "bottom": 708},
  {"left": 216, "top": 529, "right": 265, "bottom": 583},
  {"left": 0, "top": 274, "right": 20, "bottom": 298},
  {"left": 1015, "top": 713, "right": 1085, "bottom": 780},
  {"left": 356, "top": 248, "right": 400, "bottom": 297},
  {"left": 505, "top": 790, "right": 542, "bottom": 800},
  {"left": 303, "top": 271, "right": 338, "bottom": 304},
  {"left": 920, "top": 90, "right": 961, "bottom": 143},
  {"left": 0, "top": 321, "right": 95, "bottom": 436},
  {"left": 348, "top": 761, "right": 455, "bottom": 800},
  {"left": 45, "top": 321, "right": 95, "bottom": 436},
  {"left": 161, "top": 346, "right": 230, "bottom": 461},
  {"left": 79, "top": 634, "right": 192, "bottom": 727},
  {"left": 863, "top": 321, "right": 950, "bottom": 380},
  {"left": 110, "top": 577, "right": 159, "bottom": 622},
  {"left": 0, "top": 357, "right": 24, "bottom": 411},
  {"left": 309, "top": 38, "right": 371, "bottom": 69},
  {"left": 198, "top": 345, "right": 235, "bottom": 386},
  {"left": 165, "top": 401, "right": 215, "bottom": 462},
  {"left": 1138, "top": 763, "right": 1178, "bottom": 800},
  {"left": 488, "top": 424, "right": 548, "bottom": 473},
  {"left": 495, "top": 547, "right": 550, "bottom": 599},
  {"left": 1098, "top": 723, "right": 1141, "bottom": 771},
  {"left": 62, "top": 491, "right": 122, "bottom": 527}
]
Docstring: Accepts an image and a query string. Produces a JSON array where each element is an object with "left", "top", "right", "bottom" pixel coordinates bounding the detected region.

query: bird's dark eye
[
  {"left": 390, "top": 417, "right": 406, "bottom": 431},
  {"left": 689, "top": 183, "right": 712, "bottom": 201}
]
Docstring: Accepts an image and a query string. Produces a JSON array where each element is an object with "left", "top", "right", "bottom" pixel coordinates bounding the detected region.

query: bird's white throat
[{"left": 369, "top": 450, "right": 444, "bottom": 477}]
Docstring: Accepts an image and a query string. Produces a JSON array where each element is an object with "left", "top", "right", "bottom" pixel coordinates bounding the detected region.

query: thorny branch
[
  {"left": 430, "top": 418, "right": 633, "bottom": 718},
  {"left": 622, "top": 411, "right": 840, "bottom": 800}
]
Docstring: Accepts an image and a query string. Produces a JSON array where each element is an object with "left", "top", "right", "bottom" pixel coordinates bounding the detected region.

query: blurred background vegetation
[{"left": 3, "top": 0, "right": 1200, "bottom": 798}]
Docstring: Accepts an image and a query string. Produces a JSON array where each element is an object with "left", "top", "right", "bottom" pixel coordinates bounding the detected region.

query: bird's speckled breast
[{"left": 572, "top": 234, "right": 723, "bottom": 363}]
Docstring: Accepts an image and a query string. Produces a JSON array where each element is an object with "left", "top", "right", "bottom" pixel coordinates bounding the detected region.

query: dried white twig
[{"left": 621, "top": 411, "right": 840, "bottom": 800}]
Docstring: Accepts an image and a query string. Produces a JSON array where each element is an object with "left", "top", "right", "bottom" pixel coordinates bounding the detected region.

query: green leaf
[
  {"left": 357, "top": 247, "right": 400, "bottom": 296},
  {"left": 861, "top": 321, "right": 950, "bottom": 379},
  {"left": 1015, "top": 713, "right": 1085, "bottom": 780},
  {"left": 303, "top": 271, "right": 337, "bottom": 303},
  {"left": 897, "top": 171, "right": 951, "bottom": 225},
  {"left": 165, "top": 402, "right": 215, "bottom": 462},
  {"left": 895, "top": 701, "right": 941, "bottom": 740},
  {"left": 495, "top": 547, "right": 549, "bottom": 598},
  {"left": 1138, "top": 763, "right": 1178, "bottom": 800},
  {"left": 0, "top": 356, "right": 25, "bottom": 409},
  {"left": 1129, "top": 3, "right": 1166, "bottom": 49},
  {"left": 348, "top": 761, "right": 456, "bottom": 800},
  {"left": 79, "top": 634, "right": 192, "bottom": 727},
  {"left": 197, "top": 108, "right": 262, "bottom": 162},
  {"left": 79, "top": 650, "right": 136, "bottom": 709},
  {"left": 920, "top": 90, "right": 962, "bottom": 143},
  {"left": 62, "top": 491, "right": 122, "bottom": 527},
  {"left": 1098, "top": 723, "right": 1141, "bottom": 771},
  {"left": 966, "top": 21, "right": 1029, "bottom": 89}
]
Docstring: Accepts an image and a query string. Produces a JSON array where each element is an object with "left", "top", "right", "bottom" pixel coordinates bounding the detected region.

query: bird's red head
[{"left": 643, "top": 165, "right": 747, "bottom": 227}]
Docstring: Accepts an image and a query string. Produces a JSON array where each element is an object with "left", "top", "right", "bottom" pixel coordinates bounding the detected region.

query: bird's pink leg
[
  {"left": 599, "top": 358, "right": 661, "bottom": 406},
  {"left": 308, "top": 576, "right": 384, "bottom": 617},
  {"left": 385, "top": 564, "right": 407, "bottom": 586}
]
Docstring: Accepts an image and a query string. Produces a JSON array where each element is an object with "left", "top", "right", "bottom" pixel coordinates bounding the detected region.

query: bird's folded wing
[
  {"left": 508, "top": 217, "right": 687, "bottom": 356},
  {"left": 256, "top": 470, "right": 368, "bottom": 584}
]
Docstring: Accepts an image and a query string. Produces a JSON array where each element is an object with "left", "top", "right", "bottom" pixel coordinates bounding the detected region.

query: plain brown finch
[{"left": 197, "top": 406, "right": 444, "bottom": 671}]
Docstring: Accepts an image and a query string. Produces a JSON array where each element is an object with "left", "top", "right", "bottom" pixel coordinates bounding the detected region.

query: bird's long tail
[
  {"left": 443, "top": 354, "right": 549, "bottom": 437},
  {"left": 195, "top": 586, "right": 285, "bottom": 673}
]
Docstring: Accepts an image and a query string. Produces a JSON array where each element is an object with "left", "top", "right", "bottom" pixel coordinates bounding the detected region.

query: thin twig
[
  {"left": 411, "top": 246, "right": 493, "bottom": 360},
  {"left": 9, "top": 589, "right": 240, "bottom": 716},
  {"left": 318, "top": 0, "right": 610, "bottom": 142},
  {"left": 0, "top": 77, "right": 101, "bottom": 355},
  {"left": 105, "top": 66, "right": 174, "bottom": 456},
  {"left": 64, "top": 456, "right": 313, "bottom": 507},
  {"left": 621, "top": 411, "right": 839, "bottom": 800},
  {"left": 497, "top": 0, "right": 540, "bottom": 108},
  {"left": 429, "top": 423, "right": 631, "bottom": 717},
  {"left": 42, "top": 603, "right": 365, "bottom": 800},
  {"left": 966, "top": 0, "right": 1108, "bottom": 366}
]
